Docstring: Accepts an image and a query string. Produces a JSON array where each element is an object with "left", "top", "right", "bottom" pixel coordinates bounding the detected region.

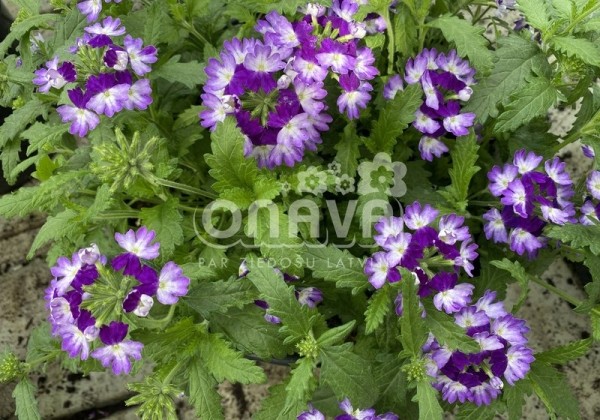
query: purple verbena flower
[
  {"left": 112, "top": 226, "right": 160, "bottom": 275},
  {"left": 91, "top": 321, "right": 143, "bottom": 375},
  {"left": 85, "top": 16, "right": 126, "bottom": 37},
  {"left": 156, "top": 262, "right": 190, "bottom": 305}
]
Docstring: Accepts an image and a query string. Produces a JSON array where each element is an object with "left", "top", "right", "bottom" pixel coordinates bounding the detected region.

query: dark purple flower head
[{"left": 99, "top": 321, "right": 128, "bottom": 345}]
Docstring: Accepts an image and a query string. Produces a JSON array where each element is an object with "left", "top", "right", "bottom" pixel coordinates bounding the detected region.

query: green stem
[
  {"left": 382, "top": 7, "right": 395, "bottom": 74},
  {"left": 152, "top": 178, "right": 217, "bottom": 199},
  {"left": 25, "top": 352, "right": 60, "bottom": 370},
  {"left": 529, "top": 275, "right": 600, "bottom": 318},
  {"left": 561, "top": 2, "right": 600, "bottom": 35},
  {"left": 130, "top": 304, "right": 177, "bottom": 330},
  {"left": 95, "top": 210, "right": 140, "bottom": 220}
]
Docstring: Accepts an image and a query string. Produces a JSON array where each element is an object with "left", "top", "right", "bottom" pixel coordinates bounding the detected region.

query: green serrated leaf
[
  {"left": 551, "top": 35, "right": 600, "bottom": 66},
  {"left": 412, "top": 380, "right": 443, "bottom": 420},
  {"left": 205, "top": 118, "right": 258, "bottom": 192},
  {"left": 254, "top": 382, "right": 304, "bottom": 420},
  {"left": 184, "top": 279, "right": 256, "bottom": 318},
  {"left": 490, "top": 259, "right": 530, "bottom": 312},
  {"left": 529, "top": 361, "right": 581, "bottom": 420},
  {"left": 246, "top": 260, "right": 315, "bottom": 341},
  {"left": 334, "top": 123, "right": 361, "bottom": 177},
  {"left": 284, "top": 358, "right": 317, "bottom": 413},
  {"left": 151, "top": 55, "right": 205, "bottom": 89},
  {"left": 428, "top": 15, "right": 493, "bottom": 74},
  {"left": 28, "top": 209, "right": 79, "bottom": 259},
  {"left": 365, "top": 84, "right": 422, "bottom": 155},
  {"left": 210, "top": 306, "right": 290, "bottom": 359},
  {"left": 12, "top": 379, "right": 41, "bottom": 420},
  {"left": 374, "top": 353, "right": 408, "bottom": 412},
  {"left": 504, "top": 378, "right": 532, "bottom": 420},
  {"left": 547, "top": 224, "right": 600, "bottom": 255},
  {"left": 303, "top": 246, "right": 367, "bottom": 292},
  {"left": 442, "top": 133, "right": 480, "bottom": 211},
  {"left": 0, "top": 14, "right": 56, "bottom": 57},
  {"left": 319, "top": 343, "right": 378, "bottom": 408},
  {"left": 139, "top": 198, "right": 183, "bottom": 257},
  {"left": 535, "top": 338, "right": 593, "bottom": 364},
  {"left": 495, "top": 77, "right": 560, "bottom": 132},
  {"left": 365, "top": 286, "right": 393, "bottom": 334},
  {"left": 0, "top": 98, "right": 46, "bottom": 148},
  {"left": 199, "top": 333, "right": 266, "bottom": 384},
  {"left": 518, "top": 0, "right": 552, "bottom": 31},
  {"left": 421, "top": 301, "right": 480, "bottom": 352},
  {"left": 400, "top": 268, "right": 427, "bottom": 355},
  {"left": 463, "top": 35, "right": 548, "bottom": 122},
  {"left": 187, "top": 358, "right": 224, "bottom": 420}
]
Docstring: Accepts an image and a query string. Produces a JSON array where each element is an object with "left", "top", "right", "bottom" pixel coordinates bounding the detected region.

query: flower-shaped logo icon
[
  {"left": 297, "top": 166, "right": 328, "bottom": 195},
  {"left": 327, "top": 161, "right": 342, "bottom": 176},
  {"left": 357, "top": 152, "right": 407, "bottom": 197},
  {"left": 335, "top": 174, "right": 356, "bottom": 195}
]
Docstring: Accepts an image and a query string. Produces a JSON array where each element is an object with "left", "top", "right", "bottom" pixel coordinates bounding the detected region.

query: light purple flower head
[
  {"left": 383, "top": 74, "right": 403, "bottom": 100},
  {"left": 33, "top": 57, "right": 76, "bottom": 92},
  {"left": 85, "top": 73, "right": 130, "bottom": 117},
  {"left": 297, "top": 404, "right": 325, "bottom": 420},
  {"left": 587, "top": 170, "right": 600, "bottom": 200},
  {"left": 296, "top": 287, "right": 323, "bottom": 308},
  {"left": 365, "top": 251, "right": 400, "bottom": 289},
  {"left": 123, "top": 35, "right": 158, "bottom": 76},
  {"left": 85, "top": 16, "right": 126, "bottom": 37},
  {"left": 91, "top": 321, "right": 143, "bottom": 375},
  {"left": 56, "top": 88, "right": 100, "bottom": 137},
  {"left": 404, "top": 202, "right": 439, "bottom": 230},
  {"left": 112, "top": 226, "right": 160, "bottom": 275},
  {"left": 156, "top": 262, "right": 190, "bottom": 305}
]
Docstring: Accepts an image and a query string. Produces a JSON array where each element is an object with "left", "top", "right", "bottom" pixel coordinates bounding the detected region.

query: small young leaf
[
  {"left": 334, "top": 123, "right": 361, "bottom": 177},
  {"left": 427, "top": 15, "right": 493, "bottom": 74},
  {"left": 364, "top": 286, "right": 393, "bottom": 334},
  {"left": 254, "top": 382, "right": 305, "bottom": 420},
  {"left": 317, "top": 320, "right": 356, "bottom": 348},
  {"left": 28, "top": 209, "right": 80, "bottom": 259},
  {"left": 546, "top": 224, "right": 600, "bottom": 255},
  {"left": 503, "top": 378, "right": 532, "bottom": 420},
  {"left": 441, "top": 133, "right": 480, "bottom": 212},
  {"left": 490, "top": 259, "right": 529, "bottom": 311},
  {"left": 365, "top": 84, "right": 422, "bottom": 155},
  {"left": 12, "top": 379, "right": 41, "bottom": 420}
]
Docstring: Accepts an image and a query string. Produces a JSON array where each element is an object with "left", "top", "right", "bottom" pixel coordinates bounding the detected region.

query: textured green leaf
[
  {"left": 441, "top": 133, "right": 480, "bottom": 212},
  {"left": 151, "top": 55, "right": 205, "bottom": 89},
  {"left": 210, "top": 306, "right": 289, "bottom": 359},
  {"left": 428, "top": 15, "right": 493, "bottom": 74},
  {"left": 535, "top": 338, "right": 593, "bottom": 364},
  {"left": 574, "top": 255, "right": 600, "bottom": 313},
  {"left": 365, "top": 84, "right": 422, "bottom": 155},
  {"left": 254, "top": 382, "right": 304, "bottom": 420},
  {"left": 546, "top": 224, "right": 600, "bottom": 255},
  {"left": 246, "top": 261, "right": 315, "bottom": 341},
  {"left": 393, "top": 4, "right": 418, "bottom": 56},
  {"left": 22, "top": 123, "right": 68, "bottom": 155},
  {"left": 374, "top": 354, "right": 408, "bottom": 412},
  {"left": 12, "top": 379, "right": 41, "bottom": 420},
  {"left": 319, "top": 343, "right": 378, "bottom": 408},
  {"left": 28, "top": 209, "right": 79, "bottom": 259},
  {"left": 400, "top": 268, "right": 427, "bottom": 356},
  {"left": 140, "top": 198, "right": 183, "bottom": 256},
  {"left": 422, "top": 301, "right": 479, "bottom": 352},
  {"left": 284, "top": 358, "right": 317, "bottom": 413},
  {"left": 184, "top": 279, "right": 255, "bottom": 318},
  {"left": 365, "top": 286, "right": 393, "bottom": 334},
  {"left": 199, "top": 333, "right": 266, "bottom": 384},
  {"left": 529, "top": 362, "right": 581, "bottom": 420},
  {"left": 0, "top": 98, "right": 46, "bottom": 148},
  {"left": 303, "top": 246, "right": 367, "bottom": 292},
  {"left": 518, "top": 0, "right": 552, "bottom": 31},
  {"left": 205, "top": 118, "right": 258, "bottom": 192},
  {"left": 187, "top": 358, "right": 224, "bottom": 420},
  {"left": 463, "top": 35, "right": 548, "bottom": 122},
  {"left": 552, "top": 35, "right": 600, "bottom": 66},
  {"left": 413, "top": 381, "right": 443, "bottom": 420},
  {"left": 334, "top": 123, "right": 361, "bottom": 177},
  {"left": 495, "top": 77, "right": 560, "bottom": 132}
]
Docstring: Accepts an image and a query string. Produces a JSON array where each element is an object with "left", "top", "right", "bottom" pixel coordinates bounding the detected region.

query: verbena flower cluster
[
  {"left": 366, "top": 204, "right": 533, "bottom": 406},
  {"left": 365, "top": 201, "right": 478, "bottom": 291},
  {"left": 45, "top": 227, "right": 189, "bottom": 375},
  {"left": 485, "top": 150, "right": 576, "bottom": 257},
  {"left": 33, "top": 10, "right": 157, "bottom": 137},
  {"left": 200, "top": 0, "right": 382, "bottom": 168},
  {"left": 239, "top": 260, "right": 323, "bottom": 323},
  {"left": 392, "top": 48, "right": 476, "bottom": 161},
  {"left": 423, "top": 291, "right": 534, "bottom": 405},
  {"left": 581, "top": 170, "right": 600, "bottom": 225},
  {"left": 298, "top": 399, "right": 398, "bottom": 420}
]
